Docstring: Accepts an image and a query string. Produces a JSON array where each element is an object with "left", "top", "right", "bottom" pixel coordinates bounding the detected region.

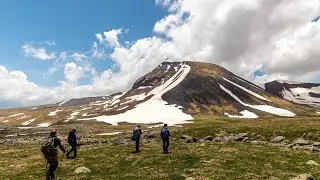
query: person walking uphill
[
  {"left": 160, "top": 124, "right": 170, "bottom": 154},
  {"left": 66, "top": 128, "right": 78, "bottom": 159},
  {"left": 41, "top": 130, "right": 66, "bottom": 180},
  {"left": 131, "top": 124, "right": 142, "bottom": 152}
]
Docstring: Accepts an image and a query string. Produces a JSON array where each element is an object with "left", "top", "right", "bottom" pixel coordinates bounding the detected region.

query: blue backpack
[
  {"left": 131, "top": 129, "right": 140, "bottom": 141},
  {"left": 161, "top": 128, "right": 169, "bottom": 138}
]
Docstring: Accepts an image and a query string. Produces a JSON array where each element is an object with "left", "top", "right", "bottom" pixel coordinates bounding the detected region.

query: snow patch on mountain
[
  {"left": 22, "top": 118, "right": 36, "bottom": 125},
  {"left": 281, "top": 87, "right": 320, "bottom": 106},
  {"left": 96, "top": 132, "right": 122, "bottom": 136},
  {"left": 224, "top": 110, "right": 258, "bottom": 119},
  {"left": 8, "top": 113, "right": 24, "bottom": 117},
  {"left": 124, "top": 93, "right": 147, "bottom": 103},
  {"left": 48, "top": 109, "right": 63, "bottom": 116},
  {"left": 223, "top": 78, "right": 271, "bottom": 102},
  {"left": 64, "top": 111, "right": 80, "bottom": 122},
  {"left": 219, "top": 84, "right": 295, "bottom": 117},
  {"left": 78, "top": 63, "right": 193, "bottom": 126},
  {"left": 37, "top": 122, "right": 51, "bottom": 127},
  {"left": 137, "top": 86, "right": 153, "bottom": 90}
]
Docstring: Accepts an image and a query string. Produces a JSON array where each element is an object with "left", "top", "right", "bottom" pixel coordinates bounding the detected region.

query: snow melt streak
[
  {"left": 219, "top": 84, "right": 295, "bottom": 117},
  {"left": 223, "top": 77, "right": 270, "bottom": 102},
  {"left": 224, "top": 110, "right": 258, "bottom": 119}
]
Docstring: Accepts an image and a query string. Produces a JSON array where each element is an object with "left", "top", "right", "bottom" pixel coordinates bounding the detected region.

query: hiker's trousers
[
  {"left": 46, "top": 157, "right": 58, "bottom": 180},
  {"left": 162, "top": 138, "right": 169, "bottom": 152},
  {"left": 67, "top": 144, "right": 77, "bottom": 158}
]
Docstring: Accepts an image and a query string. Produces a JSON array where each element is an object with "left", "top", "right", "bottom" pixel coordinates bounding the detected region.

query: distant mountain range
[{"left": 265, "top": 80, "right": 320, "bottom": 107}]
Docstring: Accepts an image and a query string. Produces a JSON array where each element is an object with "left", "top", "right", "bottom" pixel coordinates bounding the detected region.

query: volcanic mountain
[
  {"left": 0, "top": 61, "right": 318, "bottom": 127},
  {"left": 265, "top": 80, "right": 320, "bottom": 107}
]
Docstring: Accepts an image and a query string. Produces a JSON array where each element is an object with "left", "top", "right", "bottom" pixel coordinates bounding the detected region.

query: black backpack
[{"left": 41, "top": 137, "right": 56, "bottom": 160}]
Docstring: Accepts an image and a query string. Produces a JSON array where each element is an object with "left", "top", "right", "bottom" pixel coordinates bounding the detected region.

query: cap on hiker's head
[
  {"left": 50, "top": 130, "right": 57, "bottom": 136},
  {"left": 164, "top": 124, "right": 168, "bottom": 127},
  {"left": 137, "top": 124, "right": 141, "bottom": 127},
  {"left": 72, "top": 127, "right": 77, "bottom": 131}
]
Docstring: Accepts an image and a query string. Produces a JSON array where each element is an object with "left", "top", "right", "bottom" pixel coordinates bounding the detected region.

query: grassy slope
[{"left": 2, "top": 116, "right": 320, "bottom": 180}]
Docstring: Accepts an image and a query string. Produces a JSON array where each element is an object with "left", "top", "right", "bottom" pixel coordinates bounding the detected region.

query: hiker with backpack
[
  {"left": 66, "top": 128, "right": 78, "bottom": 159},
  {"left": 131, "top": 124, "right": 142, "bottom": 152},
  {"left": 160, "top": 124, "right": 170, "bottom": 154},
  {"left": 41, "top": 130, "right": 67, "bottom": 180}
]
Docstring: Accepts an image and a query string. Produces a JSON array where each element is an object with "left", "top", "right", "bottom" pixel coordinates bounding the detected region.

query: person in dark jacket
[
  {"left": 133, "top": 124, "right": 142, "bottom": 152},
  {"left": 46, "top": 130, "right": 66, "bottom": 180},
  {"left": 160, "top": 124, "right": 171, "bottom": 154},
  {"left": 66, "top": 128, "right": 78, "bottom": 159}
]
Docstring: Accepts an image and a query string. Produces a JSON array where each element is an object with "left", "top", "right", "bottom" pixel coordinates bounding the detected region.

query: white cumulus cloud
[
  {"left": 22, "top": 43, "right": 56, "bottom": 60},
  {"left": 64, "top": 62, "right": 84, "bottom": 84}
]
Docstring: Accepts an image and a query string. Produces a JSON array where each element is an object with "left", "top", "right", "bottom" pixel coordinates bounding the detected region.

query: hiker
[
  {"left": 66, "top": 128, "right": 78, "bottom": 159},
  {"left": 160, "top": 124, "right": 170, "bottom": 153},
  {"left": 43, "top": 130, "right": 66, "bottom": 180},
  {"left": 131, "top": 124, "right": 142, "bottom": 152}
]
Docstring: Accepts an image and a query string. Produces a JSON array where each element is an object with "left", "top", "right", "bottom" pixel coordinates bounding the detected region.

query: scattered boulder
[
  {"left": 290, "top": 174, "right": 315, "bottom": 180},
  {"left": 199, "top": 136, "right": 213, "bottom": 142},
  {"left": 203, "top": 136, "right": 213, "bottom": 141},
  {"left": 313, "top": 142, "right": 320, "bottom": 147},
  {"left": 74, "top": 166, "right": 91, "bottom": 174},
  {"left": 313, "top": 147, "right": 320, "bottom": 152},
  {"left": 181, "top": 135, "right": 197, "bottom": 143},
  {"left": 292, "top": 145, "right": 314, "bottom": 152},
  {"left": 306, "top": 160, "right": 319, "bottom": 166},
  {"left": 242, "top": 137, "right": 250, "bottom": 143},
  {"left": 234, "top": 133, "right": 248, "bottom": 141},
  {"left": 293, "top": 138, "right": 311, "bottom": 146},
  {"left": 286, "top": 144, "right": 295, "bottom": 148},
  {"left": 212, "top": 137, "right": 222, "bottom": 142},
  {"left": 270, "top": 136, "right": 285, "bottom": 143},
  {"left": 253, "top": 134, "right": 266, "bottom": 141},
  {"left": 223, "top": 135, "right": 236, "bottom": 142}
]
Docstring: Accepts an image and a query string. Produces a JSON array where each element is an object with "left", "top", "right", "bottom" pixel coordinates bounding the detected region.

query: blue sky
[{"left": 0, "top": 0, "right": 167, "bottom": 87}]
